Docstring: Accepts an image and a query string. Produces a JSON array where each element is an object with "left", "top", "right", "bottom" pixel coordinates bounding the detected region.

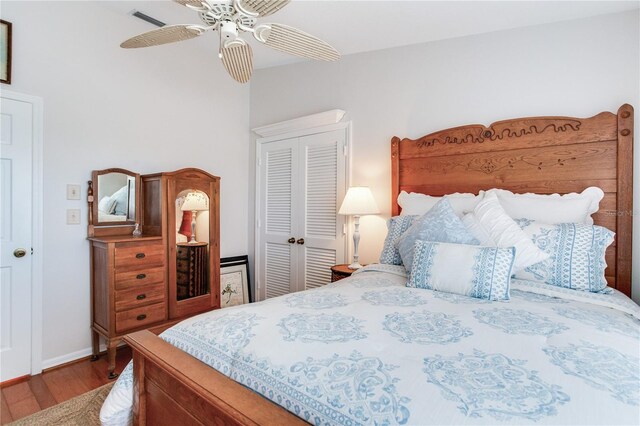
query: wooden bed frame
[
  {"left": 125, "top": 104, "right": 634, "bottom": 425},
  {"left": 391, "top": 104, "right": 634, "bottom": 297}
]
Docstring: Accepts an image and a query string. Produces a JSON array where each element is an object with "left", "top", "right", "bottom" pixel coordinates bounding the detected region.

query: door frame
[
  {"left": 254, "top": 120, "right": 352, "bottom": 301},
  {"left": 1, "top": 89, "right": 44, "bottom": 375}
]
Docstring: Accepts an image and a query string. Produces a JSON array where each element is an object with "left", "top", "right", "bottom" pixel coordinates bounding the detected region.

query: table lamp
[
  {"left": 180, "top": 192, "right": 208, "bottom": 243},
  {"left": 338, "top": 186, "right": 379, "bottom": 269}
]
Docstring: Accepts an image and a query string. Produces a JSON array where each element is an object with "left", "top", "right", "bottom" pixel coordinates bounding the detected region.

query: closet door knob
[
  {"left": 288, "top": 238, "right": 295, "bottom": 244},
  {"left": 296, "top": 238, "right": 305, "bottom": 245}
]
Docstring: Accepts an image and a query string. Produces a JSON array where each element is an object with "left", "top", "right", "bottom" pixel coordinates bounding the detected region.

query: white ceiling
[{"left": 100, "top": 0, "right": 640, "bottom": 69}]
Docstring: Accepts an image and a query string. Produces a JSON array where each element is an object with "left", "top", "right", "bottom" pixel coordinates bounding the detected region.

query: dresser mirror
[{"left": 88, "top": 168, "right": 140, "bottom": 236}]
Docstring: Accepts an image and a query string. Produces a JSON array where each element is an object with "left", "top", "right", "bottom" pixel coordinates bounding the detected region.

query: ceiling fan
[{"left": 120, "top": 0, "right": 340, "bottom": 83}]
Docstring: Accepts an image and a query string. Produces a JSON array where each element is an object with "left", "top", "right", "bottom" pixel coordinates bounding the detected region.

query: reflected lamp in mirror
[
  {"left": 338, "top": 186, "right": 379, "bottom": 270},
  {"left": 181, "top": 191, "right": 209, "bottom": 243}
]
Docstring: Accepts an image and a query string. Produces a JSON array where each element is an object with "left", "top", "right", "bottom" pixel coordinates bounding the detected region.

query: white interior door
[
  {"left": 0, "top": 96, "right": 34, "bottom": 381},
  {"left": 259, "top": 138, "right": 299, "bottom": 299},
  {"left": 298, "top": 130, "right": 346, "bottom": 289}
]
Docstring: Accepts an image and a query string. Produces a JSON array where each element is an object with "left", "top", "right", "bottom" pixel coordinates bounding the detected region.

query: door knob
[
  {"left": 13, "top": 248, "right": 27, "bottom": 258},
  {"left": 288, "top": 238, "right": 295, "bottom": 244},
  {"left": 296, "top": 238, "right": 305, "bottom": 245}
]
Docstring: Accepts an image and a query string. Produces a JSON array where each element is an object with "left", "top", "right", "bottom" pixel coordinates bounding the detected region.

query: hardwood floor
[{"left": 1, "top": 347, "right": 131, "bottom": 424}]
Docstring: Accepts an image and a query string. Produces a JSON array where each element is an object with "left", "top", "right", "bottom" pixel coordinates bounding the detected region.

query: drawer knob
[
  {"left": 136, "top": 273, "right": 146, "bottom": 280},
  {"left": 136, "top": 294, "right": 146, "bottom": 300},
  {"left": 137, "top": 314, "right": 147, "bottom": 321},
  {"left": 135, "top": 253, "right": 146, "bottom": 259}
]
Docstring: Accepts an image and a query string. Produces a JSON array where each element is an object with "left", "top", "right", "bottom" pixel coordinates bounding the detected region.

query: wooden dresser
[
  {"left": 88, "top": 168, "right": 220, "bottom": 378},
  {"left": 89, "top": 236, "right": 168, "bottom": 378}
]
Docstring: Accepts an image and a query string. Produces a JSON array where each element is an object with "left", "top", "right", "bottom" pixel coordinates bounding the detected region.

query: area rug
[{"left": 9, "top": 382, "right": 113, "bottom": 425}]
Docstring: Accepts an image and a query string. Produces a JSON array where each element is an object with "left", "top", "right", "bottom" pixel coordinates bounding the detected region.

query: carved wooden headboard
[{"left": 391, "top": 104, "right": 634, "bottom": 297}]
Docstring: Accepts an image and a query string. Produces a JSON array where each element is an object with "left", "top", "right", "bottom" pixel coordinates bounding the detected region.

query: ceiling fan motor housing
[{"left": 220, "top": 21, "right": 239, "bottom": 41}]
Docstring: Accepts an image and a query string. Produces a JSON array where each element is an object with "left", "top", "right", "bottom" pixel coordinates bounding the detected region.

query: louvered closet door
[
  {"left": 298, "top": 130, "right": 346, "bottom": 289},
  {"left": 259, "top": 139, "right": 299, "bottom": 299},
  {"left": 258, "top": 128, "right": 348, "bottom": 299}
]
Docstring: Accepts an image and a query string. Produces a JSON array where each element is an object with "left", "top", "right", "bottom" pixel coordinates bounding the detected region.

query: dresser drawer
[
  {"left": 115, "top": 283, "right": 165, "bottom": 312},
  {"left": 115, "top": 242, "right": 165, "bottom": 270},
  {"left": 115, "top": 302, "right": 166, "bottom": 334},
  {"left": 115, "top": 267, "right": 164, "bottom": 290}
]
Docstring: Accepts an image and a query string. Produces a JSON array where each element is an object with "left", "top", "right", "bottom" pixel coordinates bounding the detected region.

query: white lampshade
[
  {"left": 181, "top": 192, "right": 208, "bottom": 212},
  {"left": 338, "top": 186, "right": 379, "bottom": 216}
]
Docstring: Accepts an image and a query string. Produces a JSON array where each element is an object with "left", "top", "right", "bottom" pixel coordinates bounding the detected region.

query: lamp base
[{"left": 347, "top": 261, "right": 363, "bottom": 270}]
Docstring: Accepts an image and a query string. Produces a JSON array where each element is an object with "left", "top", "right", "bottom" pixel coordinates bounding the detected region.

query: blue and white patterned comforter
[{"left": 101, "top": 265, "right": 640, "bottom": 425}]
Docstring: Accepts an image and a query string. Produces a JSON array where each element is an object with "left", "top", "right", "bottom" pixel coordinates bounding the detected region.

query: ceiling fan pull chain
[{"left": 218, "top": 28, "right": 223, "bottom": 59}]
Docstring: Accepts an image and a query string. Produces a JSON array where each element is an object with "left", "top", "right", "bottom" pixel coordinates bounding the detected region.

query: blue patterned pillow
[
  {"left": 379, "top": 215, "right": 417, "bottom": 265},
  {"left": 396, "top": 199, "right": 479, "bottom": 271},
  {"left": 408, "top": 241, "right": 515, "bottom": 301},
  {"left": 514, "top": 221, "right": 615, "bottom": 292}
]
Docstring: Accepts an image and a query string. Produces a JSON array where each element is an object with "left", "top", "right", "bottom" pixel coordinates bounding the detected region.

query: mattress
[{"left": 101, "top": 264, "right": 640, "bottom": 425}]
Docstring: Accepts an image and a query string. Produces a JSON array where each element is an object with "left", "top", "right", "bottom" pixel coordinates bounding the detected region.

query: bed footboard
[{"left": 124, "top": 330, "right": 308, "bottom": 425}]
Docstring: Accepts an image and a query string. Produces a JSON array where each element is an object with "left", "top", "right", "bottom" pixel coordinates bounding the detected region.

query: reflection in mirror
[
  {"left": 96, "top": 173, "right": 136, "bottom": 223},
  {"left": 175, "top": 190, "right": 210, "bottom": 300}
]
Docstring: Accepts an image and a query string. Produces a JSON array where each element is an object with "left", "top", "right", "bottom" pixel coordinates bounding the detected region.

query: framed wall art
[
  {"left": 1, "top": 20, "right": 12, "bottom": 84},
  {"left": 220, "top": 255, "right": 251, "bottom": 307}
]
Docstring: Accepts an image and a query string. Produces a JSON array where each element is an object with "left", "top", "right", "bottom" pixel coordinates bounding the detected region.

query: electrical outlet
[
  {"left": 67, "top": 184, "right": 81, "bottom": 200},
  {"left": 67, "top": 209, "right": 81, "bottom": 224}
]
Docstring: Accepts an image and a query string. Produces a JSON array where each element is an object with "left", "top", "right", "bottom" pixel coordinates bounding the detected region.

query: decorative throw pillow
[
  {"left": 398, "top": 190, "right": 484, "bottom": 217},
  {"left": 462, "top": 192, "right": 549, "bottom": 272},
  {"left": 379, "top": 215, "right": 417, "bottom": 265},
  {"left": 407, "top": 240, "right": 515, "bottom": 301},
  {"left": 487, "top": 187, "right": 604, "bottom": 225},
  {"left": 513, "top": 221, "right": 615, "bottom": 292},
  {"left": 396, "top": 198, "right": 479, "bottom": 271}
]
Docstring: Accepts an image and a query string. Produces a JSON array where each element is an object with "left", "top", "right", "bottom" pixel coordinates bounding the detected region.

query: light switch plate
[
  {"left": 67, "top": 209, "right": 81, "bottom": 224},
  {"left": 67, "top": 184, "right": 81, "bottom": 200}
]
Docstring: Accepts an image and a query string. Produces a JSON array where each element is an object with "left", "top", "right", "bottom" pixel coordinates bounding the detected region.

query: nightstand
[{"left": 330, "top": 264, "right": 359, "bottom": 282}]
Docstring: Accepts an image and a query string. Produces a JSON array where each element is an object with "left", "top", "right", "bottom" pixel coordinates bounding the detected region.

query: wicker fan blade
[
  {"left": 238, "top": 0, "right": 290, "bottom": 17},
  {"left": 258, "top": 23, "right": 340, "bottom": 61},
  {"left": 221, "top": 43, "right": 253, "bottom": 83},
  {"left": 174, "top": 0, "right": 204, "bottom": 7},
  {"left": 121, "top": 25, "right": 205, "bottom": 49}
]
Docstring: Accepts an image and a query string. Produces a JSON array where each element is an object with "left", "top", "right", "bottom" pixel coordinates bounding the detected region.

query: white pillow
[
  {"left": 398, "top": 190, "right": 484, "bottom": 217},
  {"left": 110, "top": 186, "right": 129, "bottom": 216},
  {"left": 487, "top": 187, "right": 604, "bottom": 224},
  {"left": 463, "top": 192, "right": 549, "bottom": 271},
  {"left": 97, "top": 196, "right": 112, "bottom": 213},
  {"left": 407, "top": 240, "right": 514, "bottom": 301}
]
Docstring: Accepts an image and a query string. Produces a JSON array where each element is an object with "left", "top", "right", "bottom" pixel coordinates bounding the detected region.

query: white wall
[
  {"left": 1, "top": 1, "right": 250, "bottom": 366},
  {"left": 250, "top": 11, "right": 640, "bottom": 302}
]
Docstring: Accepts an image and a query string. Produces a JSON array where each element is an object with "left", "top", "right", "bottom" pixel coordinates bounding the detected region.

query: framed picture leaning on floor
[{"left": 220, "top": 255, "right": 251, "bottom": 307}]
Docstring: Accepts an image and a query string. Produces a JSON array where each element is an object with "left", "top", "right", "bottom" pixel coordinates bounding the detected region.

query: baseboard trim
[
  {"left": 0, "top": 374, "right": 30, "bottom": 388},
  {"left": 41, "top": 342, "right": 128, "bottom": 371},
  {"left": 41, "top": 347, "right": 95, "bottom": 370}
]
